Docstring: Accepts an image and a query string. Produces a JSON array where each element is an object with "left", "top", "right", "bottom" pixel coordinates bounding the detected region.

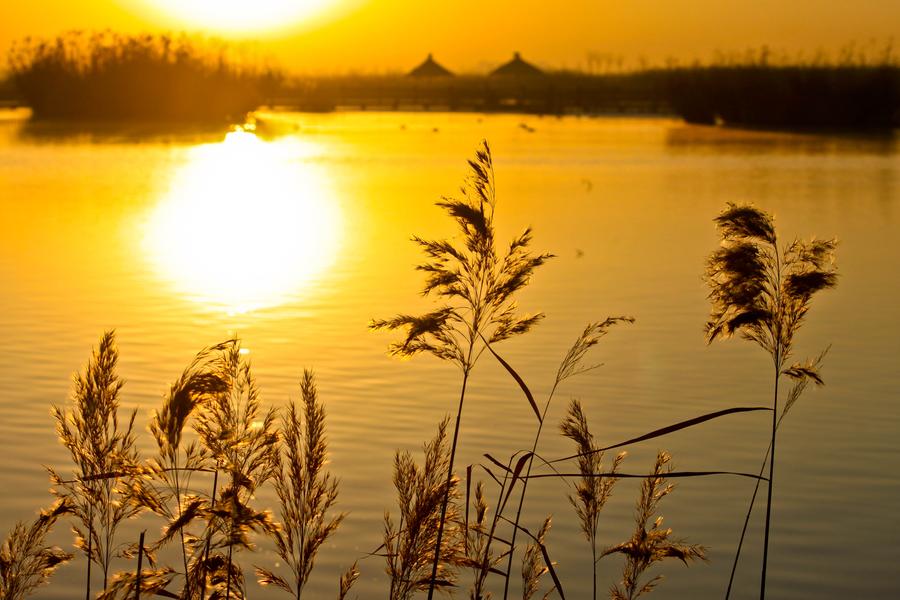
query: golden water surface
[{"left": 0, "top": 110, "right": 898, "bottom": 599}]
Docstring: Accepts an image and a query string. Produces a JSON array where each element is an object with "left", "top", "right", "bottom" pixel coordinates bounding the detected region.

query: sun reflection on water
[{"left": 145, "top": 129, "right": 341, "bottom": 313}]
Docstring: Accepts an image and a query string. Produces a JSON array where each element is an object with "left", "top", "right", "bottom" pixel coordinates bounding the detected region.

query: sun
[
  {"left": 144, "top": 129, "right": 342, "bottom": 313},
  {"left": 144, "top": 0, "right": 336, "bottom": 34}
]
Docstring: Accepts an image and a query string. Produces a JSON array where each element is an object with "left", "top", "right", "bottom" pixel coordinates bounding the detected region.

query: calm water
[{"left": 0, "top": 110, "right": 898, "bottom": 599}]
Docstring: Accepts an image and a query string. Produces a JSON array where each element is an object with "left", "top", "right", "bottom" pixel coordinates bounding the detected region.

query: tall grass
[
  {"left": 131, "top": 341, "right": 232, "bottom": 599},
  {"left": 602, "top": 452, "right": 706, "bottom": 600},
  {"left": 7, "top": 31, "right": 281, "bottom": 121},
  {"left": 194, "top": 342, "right": 279, "bottom": 600},
  {"left": 257, "top": 370, "right": 345, "bottom": 599},
  {"left": 383, "top": 418, "right": 464, "bottom": 600},
  {"left": 48, "top": 330, "right": 140, "bottom": 597},
  {"left": 372, "top": 140, "right": 552, "bottom": 599},
  {"left": 560, "top": 399, "right": 625, "bottom": 600},
  {"left": 705, "top": 203, "right": 837, "bottom": 599},
  {"left": 0, "top": 500, "right": 73, "bottom": 600},
  {"left": 497, "top": 318, "right": 632, "bottom": 600}
]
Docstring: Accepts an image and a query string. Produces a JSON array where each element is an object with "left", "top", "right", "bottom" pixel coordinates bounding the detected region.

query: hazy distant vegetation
[
  {"left": 6, "top": 32, "right": 281, "bottom": 121},
  {"left": 0, "top": 143, "right": 837, "bottom": 600},
  {"left": 2, "top": 33, "right": 898, "bottom": 130}
]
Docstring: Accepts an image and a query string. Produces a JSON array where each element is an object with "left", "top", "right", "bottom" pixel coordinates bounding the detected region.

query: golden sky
[{"left": 2, "top": 0, "right": 899, "bottom": 73}]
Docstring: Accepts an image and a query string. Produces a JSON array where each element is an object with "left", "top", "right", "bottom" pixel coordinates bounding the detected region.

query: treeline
[
  {"left": 665, "top": 65, "right": 900, "bottom": 130},
  {"left": 6, "top": 32, "right": 281, "bottom": 121},
  {"left": 270, "top": 65, "right": 900, "bottom": 130},
  {"left": 274, "top": 71, "right": 668, "bottom": 114},
  {"left": 4, "top": 33, "right": 899, "bottom": 130}
]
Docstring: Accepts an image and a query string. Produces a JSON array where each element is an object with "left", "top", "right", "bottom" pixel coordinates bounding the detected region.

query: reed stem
[{"left": 426, "top": 367, "right": 470, "bottom": 600}]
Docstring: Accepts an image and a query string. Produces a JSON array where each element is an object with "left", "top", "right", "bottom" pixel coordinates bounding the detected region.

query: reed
[
  {"left": 602, "top": 451, "right": 706, "bottom": 600},
  {"left": 705, "top": 203, "right": 837, "bottom": 599},
  {"left": 0, "top": 500, "right": 73, "bottom": 600},
  {"left": 337, "top": 562, "right": 360, "bottom": 600},
  {"left": 372, "top": 140, "right": 551, "bottom": 599},
  {"left": 48, "top": 331, "right": 140, "bottom": 597},
  {"left": 256, "top": 369, "right": 345, "bottom": 599},
  {"left": 560, "top": 399, "right": 625, "bottom": 600},
  {"left": 496, "top": 317, "right": 632, "bottom": 600},
  {"left": 130, "top": 341, "right": 232, "bottom": 599},
  {"left": 194, "top": 342, "right": 279, "bottom": 600},
  {"left": 383, "top": 418, "right": 465, "bottom": 600},
  {"left": 520, "top": 516, "right": 552, "bottom": 600}
]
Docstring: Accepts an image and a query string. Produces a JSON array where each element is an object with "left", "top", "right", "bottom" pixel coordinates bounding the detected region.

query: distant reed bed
[
  {"left": 0, "top": 143, "right": 837, "bottom": 600},
  {"left": 6, "top": 32, "right": 281, "bottom": 121}
]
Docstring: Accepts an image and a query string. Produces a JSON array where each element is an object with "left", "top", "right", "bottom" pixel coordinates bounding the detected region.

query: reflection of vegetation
[
  {"left": 7, "top": 32, "right": 281, "bottom": 121},
  {"left": 0, "top": 145, "right": 837, "bottom": 600}
]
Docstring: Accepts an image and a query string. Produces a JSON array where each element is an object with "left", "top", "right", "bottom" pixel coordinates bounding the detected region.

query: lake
[{"left": 0, "top": 110, "right": 898, "bottom": 599}]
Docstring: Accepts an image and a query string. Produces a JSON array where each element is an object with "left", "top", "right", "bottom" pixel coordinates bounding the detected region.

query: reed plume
[
  {"left": 462, "top": 481, "right": 502, "bottom": 600},
  {"left": 130, "top": 341, "right": 231, "bottom": 599},
  {"left": 500, "top": 318, "right": 632, "bottom": 599},
  {"left": 337, "top": 562, "right": 359, "bottom": 600},
  {"left": 384, "top": 418, "right": 464, "bottom": 600},
  {"left": 48, "top": 331, "right": 140, "bottom": 597},
  {"left": 195, "top": 342, "right": 279, "bottom": 600},
  {"left": 0, "top": 500, "right": 73, "bottom": 600},
  {"left": 372, "top": 140, "right": 551, "bottom": 599},
  {"left": 256, "top": 369, "right": 345, "bottom": 599},
  {"left": 602, "top": 452, "right": 706, "bottom": 600},
  {"left": 560, "top": 399, "right": 625, "bottom": 600},
  {"left": 520, "top": 516, "right": 552, "bottom": 600},
  {"left": 705, "top": 203, "right": 836, "bottom": 599}
]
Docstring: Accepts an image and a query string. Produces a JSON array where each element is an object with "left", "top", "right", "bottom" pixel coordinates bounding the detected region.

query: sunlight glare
[
  {"left": 146, "top": 129, "right": 341, "bottom": 313},
  {"left": 146, "top": 0, "right": 334, "bottom": 33}
]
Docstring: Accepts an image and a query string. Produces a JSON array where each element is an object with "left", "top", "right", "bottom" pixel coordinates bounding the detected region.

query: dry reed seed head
[
  {"left": 556, "top": 317, "right": 635, "bottom": 384},
  {"left": 521, "top": 515, "right": 552, "bottom": 600},
  {"left": 384, "top": 418, "right": 464, "bottom": 600},
  {"left": 604, "top": 451, "right": 706, "bottom": 600},
  {"left": 50, "top": 331, "right": 143, "bottom": 587},
  {"left": 373, "top": 142, "right": 551, "bottom": 368},
  {"left": 714, "top": 202, "right": 776, "bottom": 243},
  {"left": 338, "top": 561, "right": 360, "bottom": 600},
  {"left": 706, "top": 204, "right": 838, "bottom": 354},
  {"left": 264, "top": 368, "right": 344, "bottom": 598},
  {"left": 0, "top": 500, "right": 74, "bottom": 600}
]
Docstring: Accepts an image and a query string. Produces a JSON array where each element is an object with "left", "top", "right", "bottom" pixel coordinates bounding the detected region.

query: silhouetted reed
[
  {"left": 130, "top": 341, "right": 232, "bottom": 599},
  {"left": 495, "top": 317, "right": 632, "bottom": 600},
  {"left": 256, "top": 370, "right": 345, "bottom": 599},
  {"left": 0, "top": 500, "right": 73, "bottom": 600},
  {"left": 48, "top": 330, "right": 140, "bottom": 597},
  {"left": 461, "top": 481, "right": 498, "bottom": 600},
  {"left": 602, "top": 452, "right": 706, "bottom": 600},
  {"left": 372, "top": 140, "right": 552, "bottom": 599},
  {"left": 7, "top": 31, "right": 281, "bottom": 121},
  {"left": 383, "top": 418, "right": 464, "bottom": 600},
  {"left": 560, "top": 399, "right": 625, "bottom": 600},
  {"left": 520, "top": 516, "right": 552, "bottom": 600},
  {"left": 194, "top": 343, "right": 279, "bottom": 600},
  {"left": 705, "top": 203, "right": 837, "bottom": 599}
]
